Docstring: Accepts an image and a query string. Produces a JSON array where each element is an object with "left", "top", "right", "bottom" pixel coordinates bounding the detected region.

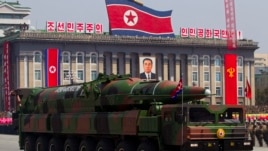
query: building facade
[
  {"left": 254, "top": 53, "right": 268, "bottom": 105},
  {"left": 0, "top": 1, "right": 30, "bottom": 37},
  {"left": 254, "top": 53, "right": 268, "bottom": 67},
  {"left": 0, "top": 32, "right": 258, "bottom": 110}
]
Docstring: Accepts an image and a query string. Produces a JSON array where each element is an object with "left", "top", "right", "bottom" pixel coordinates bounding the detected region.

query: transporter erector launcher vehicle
[{"left": 11, "top": 74, "right": 253, "bottom": 151}]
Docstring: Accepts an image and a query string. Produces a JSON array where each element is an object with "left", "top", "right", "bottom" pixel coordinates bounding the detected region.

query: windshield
[
  {"left": 218, "top": 108, "right": 243, "bottom": 124},
  {"left": 189, "top": 107, "right": 243, "bottom": 124},
  {"left": 189, "top": 108, "right": 215, "bottom": 123}
]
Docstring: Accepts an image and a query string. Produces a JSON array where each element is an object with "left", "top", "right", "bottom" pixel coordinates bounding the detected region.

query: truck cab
[{"left": 160, "top": 104, "right": 253, "bottom": 151}]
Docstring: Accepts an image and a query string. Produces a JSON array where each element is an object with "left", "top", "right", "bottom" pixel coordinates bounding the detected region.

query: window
[
  {"left": 216, "top": 87, "right": 221, "bottom": 96},
  {"left": 237, "top": 57, "right": 243, "bottom": 67},
  {"left": 91, "top": 54, "right": 97, "bottom": 63},
  {"left": 203, "top": 56, "right": 210, "bottom": 66},
  {"left": 91, "top": 71, "right": 97, "bottom": 80},
  {"left": 34, "top": 52, "right": 41, "bottom": 63},
  {"left": 192, "top": 72, "right": 198, "bottom": 81},
  {"left": 189, "top": 108, "right": 215, "bottom": 123},
  {"left": 77, "top": 52, "right": 84, "bottom": 63},
  {"left": 164, "top": 111, "right": 173, "bottom": 122},
  {"left": 238, "top": 87, "right": 243, "bottom": 96},
  {"left": 215, "top": 56, "right": 221, "bottom": 66},
  {"left": 216, "top": 101, "right": 222, "bottom": 105},
  {"left": 117, "top": 58, "right": 120, "bottom": 75},
  {"left": 192, "top": 55, "right": 198, "bottom": 66},
  {"left": 204, "top": 72, "right": 210, "bottom": 81},
  {"left": 63, "top": 70, "right": 70, "bottom": 79},
  {"left": 77, "top": 70, "right": 84, "bottom": 80},
  {"left": 238, "top": 73, "right": 243, "bottom": 81},
  {"left": 205, "top": 87, "right": 210, "bottom": 90},
  {"left": 62, "top": 52, "right": 70, "bottom": 63},
  {"left": 35, "top": 70, "right": 41, "bottom": 80},
  {"left": 218, "top": 108, "right": 243, "bottom": 123},
  {"left": 216, "top": 72, "right": 221, "bottom": 81}
]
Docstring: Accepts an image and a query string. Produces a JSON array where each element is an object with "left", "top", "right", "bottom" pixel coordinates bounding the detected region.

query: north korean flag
[
  {"left": 45, "top": 48, "right": 61, "bottom": 87},
  {"left": 170, "top": 78, "right": 183, "bottom": 100},
  {"left": 105, "top": 0, "right": 175, "bottom": 38}
]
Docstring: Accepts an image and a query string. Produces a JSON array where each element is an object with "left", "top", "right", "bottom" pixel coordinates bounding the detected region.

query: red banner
[
  {"left": 224, "top": 54, "right": 237, "bottom": 104},
  {"left": 3, "top": 41, "right": 10, "bottom": 111},
  {"left": 45, "top": 48, "right": 60, "bottom": 87}
]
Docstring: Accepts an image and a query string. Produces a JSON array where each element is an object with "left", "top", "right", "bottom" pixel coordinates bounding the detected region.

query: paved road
[{"left": 0, "top": 134, "right": 266, "bottom": 151}]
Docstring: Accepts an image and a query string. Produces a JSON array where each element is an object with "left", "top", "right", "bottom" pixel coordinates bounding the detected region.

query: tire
[
  {"left": 36, "top": 136, "right": 49, "bottom": 151},
  {"left": 24, "top": 136, "right": 35, "bottom": 151},
  {"left": 79, "top": 138, "right": 96, "bottom": 151},
  {"left": 137, "top": 141, "right": 157, "bottom": 151},
  {"left": 96, "top": 139, "right": 114, "bottom": 151},
  {"left": 64, "top": 138, "right": 79, "bottom": 151},
  {"left": 115, "top": 140, "right": 136, "bottom": 151},
  {"left": 49, "top": 137, "right": 63, "bottom": 151}
]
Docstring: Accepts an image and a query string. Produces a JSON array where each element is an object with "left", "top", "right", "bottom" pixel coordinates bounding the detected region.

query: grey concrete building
[
  {"left": 0, "top": 31, "right": 258, "bottom": 110},
  {"left": 0, "top": 1, "right": 30, "bottom": 37}
]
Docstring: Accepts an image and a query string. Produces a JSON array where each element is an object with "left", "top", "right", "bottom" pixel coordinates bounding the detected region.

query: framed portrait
[{"left": 139, "top": 56, "right": 156, "bottom": 79}]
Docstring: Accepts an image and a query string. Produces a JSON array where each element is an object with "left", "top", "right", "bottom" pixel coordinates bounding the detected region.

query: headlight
[
  {"left": 244, "top": 142, "right": 251, "bottom": 146},
  {"left": 207, "top": 143, "right": 212, "bottom": 147},
  {"left": 190, "top": 143, "right": 198, "bottom": 147}
]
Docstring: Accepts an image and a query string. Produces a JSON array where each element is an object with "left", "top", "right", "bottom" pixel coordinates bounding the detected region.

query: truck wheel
[
  {"left": 24, "top": 136, "right": 35, "bottom": 151},
  {"left": 49, "top": 137, "right": 63, "bottom": 151},
  {"left": 35, "top": 136, "right": 48, "bottom": 151},
  {"left": 96, "top": 139, "right": 114, "bottom": 151},
  {"left": 64, "top": 138, "right": 79, "bottom": 151},
  {"left": 116, "top": 140, "right": 136, "bottom": 151},
  {"left": 79, "top": 138, "right": 96, "bottom": 151},
  {"left": 137, "top": 141, "right": 157, "bottom": 151}
]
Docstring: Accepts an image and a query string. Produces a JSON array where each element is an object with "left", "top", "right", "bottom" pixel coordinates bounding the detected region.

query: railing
[{"left": 16, "top": 31, "right": 258, "bottom": 48}]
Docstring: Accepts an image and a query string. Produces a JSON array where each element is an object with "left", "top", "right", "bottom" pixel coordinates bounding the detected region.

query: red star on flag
[{"left": 125, "top": 11, "right": 136, "bottom": 23}]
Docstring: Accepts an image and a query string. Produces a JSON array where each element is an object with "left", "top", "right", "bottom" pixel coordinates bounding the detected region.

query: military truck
[{"left": 11, "top": 74, "right": 253, "bottom": 151}]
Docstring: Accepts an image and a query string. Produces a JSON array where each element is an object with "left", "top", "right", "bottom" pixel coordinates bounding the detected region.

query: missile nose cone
[{"left": 205, "top": 89, "right": 211, "bottom": 96}]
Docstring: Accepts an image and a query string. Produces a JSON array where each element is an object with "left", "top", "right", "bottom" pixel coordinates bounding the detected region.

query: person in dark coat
[
  {"left": 248, "top": 120, "right": 256, "bottom": 146},
  {"left": 255, "top": 121, "right": 264, "bottom": 147},
  {"left": 263, "top": 121, "right": 268, "bottom": 146}
]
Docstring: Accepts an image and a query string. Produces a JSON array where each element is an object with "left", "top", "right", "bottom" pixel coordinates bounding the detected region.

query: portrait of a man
[{"left": 139, "top": 57, "right": 156, "bottom": 80}]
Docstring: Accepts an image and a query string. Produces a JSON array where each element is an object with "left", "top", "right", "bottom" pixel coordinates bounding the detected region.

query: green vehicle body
[{"left": 11, "top": 74, "right": 253, "bottom": 151}]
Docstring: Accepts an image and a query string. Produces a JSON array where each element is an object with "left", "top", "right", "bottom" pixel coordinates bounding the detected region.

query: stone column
[
  {"left": 112, "top": 53, "right": 117, "bottom": 74},
  {"left": 186, "top": 55, "right": 193, "bottom": 86},
  {"left": 175, "top": 55, "right": 181, "bottom": 81},
  {"left": 163, "top": 55, "right": 168, "bottom": 80},
  {"left": 98, "top": 53, "right": 104, "bottom": 74},
  {"left": 23, "top": 56, "right": 28, "bottom": 87},
  {"left": 125, "top": 54, "right": 130, "bottom": 75}
]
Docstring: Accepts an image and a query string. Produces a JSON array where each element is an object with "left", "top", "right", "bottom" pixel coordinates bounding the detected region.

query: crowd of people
[
  {"left": 247, "top": 119, "right": 268, "bottom": 147},
  {"left": 245, "top": 105, "right": 268, "bottom": 147},
  {"left": 246, "top": 105, "right": 268, "bottom": 114},
  {"left": 0, "top": 111, "right": 12, "bottom": 125}
]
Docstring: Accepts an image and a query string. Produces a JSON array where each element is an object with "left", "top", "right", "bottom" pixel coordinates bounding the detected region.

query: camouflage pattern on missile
[{"left": 12, "top": 74, "right": 210, "bottom": 114}]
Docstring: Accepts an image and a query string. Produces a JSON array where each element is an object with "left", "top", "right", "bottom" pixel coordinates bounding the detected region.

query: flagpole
[
  {"left": 247, "top": 63, "right": 251, "bottom": 106},
  {"left": 181, "top": 73, "right": 183, "bottom": 146},
  {"left": 245, "top": 77, "right": 252, "bottom": 106},
  {"left": 245, "top": 76, "right": 247, "bottom": 106}
]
